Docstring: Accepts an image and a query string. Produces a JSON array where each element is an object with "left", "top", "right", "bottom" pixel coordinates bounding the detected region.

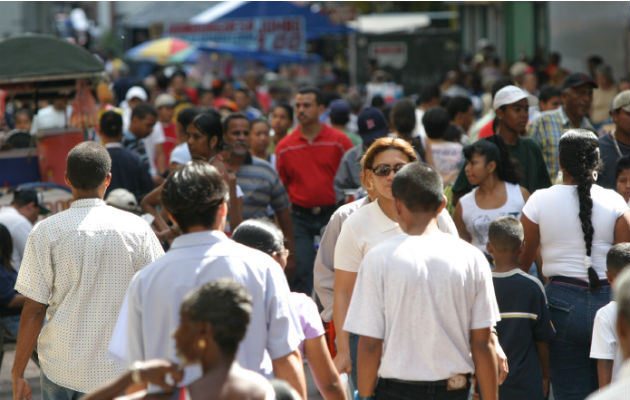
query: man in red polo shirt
[{"left": 276, "top": 87, "right": 353, "bottom": 294}]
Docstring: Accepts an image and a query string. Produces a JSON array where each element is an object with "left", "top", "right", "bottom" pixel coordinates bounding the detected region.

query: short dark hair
[
  {"left": 488, "top": 216, "right": 524, "bottom": 252},
  {"left": 419, "top": 84, "right": 441, "bottom": 105},
  {"left": 180, "top": 278, "right": 252, "bottom": 355},
  {"left": 616, "top": 155, "right": 629, "bottom": 181},
  {"left": 272, "top": 104, "right": 293, "bottom": 122},
  {"left": 170, "top": 70, "right": 186, "bottom": 81},
  {"left": 445, "top": 96, "right": 473, "bottom": 121},
  {"left": 298, "top": 86, "right": 323, "bottom": 105},
  {"left": 192, "top": 111, "right": 223, "bottom": 149},
  {"left": 607, "top": 243, "right": 630, "bottom": 274},
  {"left": 422, "top": 107, "right": 450, "bottom": 139},
  {"left": 99, "top": 110, "right": 123, "bottom": 138},
  {"left": 390, "top": 98, "right": 416, "bottom": 136},
  {"left": 392, "top": 162, "right": 444, "bottom": 212},
  {"left": 66, "top": 142, "right": 112, "bottom": 190},
  {"left": 131, "top": 103, "right": 157, "bottom": 120},
  {"left": 539, "top": 85, "right": 562, "bottom": 103},
  {"left": 162, "top": 161, "right": 227, "bottom": 232},
  {"left": 222, "top": 112, "right": 249, "bottom": 135},
  {"left": 15, "top": 108, "right": 32, "bottom": 120},
  {"left": 249, "top": 118, "right": 270, "bottom": 130},
  {"left": 232, "top": 219, "right": 283, "bottom": 256},
  {"left": 177, "top": 106, "right": 200, "bottom": 131}
]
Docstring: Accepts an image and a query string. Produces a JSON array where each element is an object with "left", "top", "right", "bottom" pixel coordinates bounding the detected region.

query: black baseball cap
[
  {"left": 561, "top": 72, "right": 598, "bottom": 91},
  {"left": 13, "top": 189, "right": 51, "bottom": 215}
]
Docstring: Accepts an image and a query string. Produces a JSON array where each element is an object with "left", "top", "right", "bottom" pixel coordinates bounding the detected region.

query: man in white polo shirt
[{"left": 345, "top": 162, "right": 500, "bottom": 400}]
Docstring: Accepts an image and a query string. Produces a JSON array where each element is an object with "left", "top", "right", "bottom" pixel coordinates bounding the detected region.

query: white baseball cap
[
  {"left": 125, "top": 86, "right": 148, "bottom": 102},
  {"left": 493, "top": 85, "right": 529, "bottom": 110}
]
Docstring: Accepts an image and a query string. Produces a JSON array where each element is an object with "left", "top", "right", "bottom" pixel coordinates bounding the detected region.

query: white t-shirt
[
  {"left": 0, "top": 206, "right": 33, "bottom": 271},
  {"left": 460, "top": 182, "right": 525, "bottom": 255},
  {"left": 414, "top": 108, "right": 426, "bottom": 139},
  {"left": 590, "top": 301, "right": 624, "bottom": 381},
  {"left": 522, "top": 184, "right": 629, "bottom": 280},
  {"left": 143, "top": 123, "right": 166, "bottom": 177},
  {"left": 344, "top": 232, "right": 501, "bottom": 381},
  {"left": 430, "top": 141, "right": 464, "bottom": 184},
  {"left": 169, "top": 142, "right": 192, "bottom": 165},
  {"left": 334, "top": 199, "right": 458, "bottom": 273}
]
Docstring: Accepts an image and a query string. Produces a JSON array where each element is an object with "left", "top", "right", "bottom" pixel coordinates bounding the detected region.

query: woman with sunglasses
[
  {"left": 332, "top": 137, "right": 457, "bottom": 386},
  {"left": 520, "top": 129, "right": 630, "bottom": 399},
  {"left": 453, "top": 135, "right": 529, "bottom": 260}
]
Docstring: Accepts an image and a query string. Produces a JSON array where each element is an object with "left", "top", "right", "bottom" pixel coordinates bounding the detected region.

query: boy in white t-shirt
[{"left": 590, "top": 243, "right": 630, "bottom": 387}]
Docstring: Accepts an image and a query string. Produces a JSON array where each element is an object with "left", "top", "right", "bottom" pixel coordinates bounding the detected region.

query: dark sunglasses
[{"left": 371, "top": 163, "right": 405, "bottom": 177}]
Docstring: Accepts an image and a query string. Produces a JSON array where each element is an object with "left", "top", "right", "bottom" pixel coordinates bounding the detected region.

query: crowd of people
[{"left": 0, "top": 48, "right": 630, "bottom": 400}]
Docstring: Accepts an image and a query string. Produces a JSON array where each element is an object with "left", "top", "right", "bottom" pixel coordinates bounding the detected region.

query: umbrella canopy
[
  {"left": 0, "top": 34, "right": 104, "bottom": 84},
  {"left": 126, "top": 37, "right": 193, "bottom": 65}
]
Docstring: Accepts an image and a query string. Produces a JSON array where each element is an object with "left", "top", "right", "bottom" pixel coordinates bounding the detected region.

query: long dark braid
[{"left": 559, "top": 129, "right": 601, "bottom": 288}]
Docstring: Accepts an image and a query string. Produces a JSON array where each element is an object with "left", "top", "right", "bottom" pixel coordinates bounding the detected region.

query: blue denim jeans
[
  {"left": 545, "top": 280, "right": 610, "bottom": 400},
  {"left": 41, "top": 372, "right": 86, "bottom": 400},
  {"left": 290, "top": 208, "right": 334, "bottom": 294},
  {"left": 349, "top": 332, "right": 359, "bottom": 390},
  {"left": 374, "top": 378, "right": 469, "bottom": 400}
]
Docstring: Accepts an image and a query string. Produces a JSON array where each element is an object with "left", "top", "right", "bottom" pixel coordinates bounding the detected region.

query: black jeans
[{"left": 374, "top": 378, "right": 469, "bottom": 400}]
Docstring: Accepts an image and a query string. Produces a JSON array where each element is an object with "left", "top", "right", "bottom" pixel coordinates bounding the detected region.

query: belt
[
  {"left": 550, "top": 276, "right": 610, "bottom": 288},
  {"left": 380, "top": 374, "right": 471, "bottom": 388},
  {"left": 291, "top": 203, "right": 337, "bottom": 216}
]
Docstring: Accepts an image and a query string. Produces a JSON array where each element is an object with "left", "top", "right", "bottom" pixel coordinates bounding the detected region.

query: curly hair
[
  {"left": 180, "top": 278, "right": 252, "bottom": 355},
  {"left": 559, "top": 129, "right": 602, "bottom": 288}
]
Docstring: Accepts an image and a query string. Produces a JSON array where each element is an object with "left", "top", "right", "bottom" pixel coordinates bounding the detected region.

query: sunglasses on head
[{"left": 371, "top": 163, "right": 405, "bottom": 177}]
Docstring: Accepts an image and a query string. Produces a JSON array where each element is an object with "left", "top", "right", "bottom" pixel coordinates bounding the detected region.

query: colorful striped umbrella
[{"left": 125, "top": 37, "right": 192, "bottom": 65}]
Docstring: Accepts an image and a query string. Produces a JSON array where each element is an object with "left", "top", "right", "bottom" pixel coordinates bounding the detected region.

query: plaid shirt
[{"left": 527, "top": 107, "right": 594, "bottom": 179}]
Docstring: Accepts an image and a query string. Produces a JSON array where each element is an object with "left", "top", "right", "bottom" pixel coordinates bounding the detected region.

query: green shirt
[{"left": 452, "top": 136, "right": 551, "bottom": 195}]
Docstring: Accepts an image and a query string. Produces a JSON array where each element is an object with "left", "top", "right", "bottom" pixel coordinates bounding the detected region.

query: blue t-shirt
[
  {"left": 492, "top": 270, "right": 555, "bottom": 400},
  {"left": 0, "top": 265, "right": 19, "bottom": 316}
]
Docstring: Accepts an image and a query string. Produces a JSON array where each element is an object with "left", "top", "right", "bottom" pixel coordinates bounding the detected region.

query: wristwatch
[{"left": 130, "top": 361, "right": 143, "bottom": 384}]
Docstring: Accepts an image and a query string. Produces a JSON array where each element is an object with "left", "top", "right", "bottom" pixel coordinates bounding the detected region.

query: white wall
[{"left": 549, "top": 2, "right": 630, "bottom": 77}]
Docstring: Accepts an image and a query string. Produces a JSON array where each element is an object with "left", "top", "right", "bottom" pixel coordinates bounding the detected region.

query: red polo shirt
[{"left": 276, "top": 123, "right": 353, "bottom": 208}]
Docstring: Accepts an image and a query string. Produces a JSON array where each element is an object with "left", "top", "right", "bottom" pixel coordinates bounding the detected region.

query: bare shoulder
[{"left": 227, "top": 365, "right": 274, "bottom": 400}]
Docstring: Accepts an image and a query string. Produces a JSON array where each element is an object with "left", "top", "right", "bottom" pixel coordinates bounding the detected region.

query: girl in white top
[
  {"left": 454, "top": 136, "right": 529, "bottom": 257},
  {"left": 520, "top": 129, "right": 630, "bottom": 399},
  {"left": 332, "top": 137, "right": 457, "bottom": 380}
]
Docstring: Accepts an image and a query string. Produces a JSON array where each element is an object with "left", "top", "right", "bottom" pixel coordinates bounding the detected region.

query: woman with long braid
[{"left": 520, "top": 129, "right": 630, "bottom": 399}]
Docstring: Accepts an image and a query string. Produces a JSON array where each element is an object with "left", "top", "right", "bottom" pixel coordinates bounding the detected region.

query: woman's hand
[{"left": 133, "top": 359, "right": 183, "bottom": 392}]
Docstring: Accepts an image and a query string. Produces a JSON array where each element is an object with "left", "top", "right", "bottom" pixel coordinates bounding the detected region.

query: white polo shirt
[
  {"left": 15, "top": 199, "right": 164, "bottom": 393},
  {"left": 334, "top": 199, "right": 457, "bottom": 273},
  {"left": 344, "top": 231, "right": 500, "bottom": 381}
]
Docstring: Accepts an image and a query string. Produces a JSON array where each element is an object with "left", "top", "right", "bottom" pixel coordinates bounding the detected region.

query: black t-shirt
[
  {"left": 492, "top": 270, "right": 555, "bottom": 400},
  {"left": 106, "top": 146, "right": 154, "bottom": 202}
]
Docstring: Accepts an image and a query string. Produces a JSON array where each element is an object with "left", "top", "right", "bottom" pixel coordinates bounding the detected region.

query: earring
[{"left": 198, "top": 339, "right": 206, "bottom": 350}]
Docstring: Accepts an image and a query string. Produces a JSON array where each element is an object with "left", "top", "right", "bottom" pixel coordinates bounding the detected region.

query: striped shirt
[
  {"left": 527, "top": 106, "right": 594, "bottom": 179},
  {"left": 237, "top": 153, "right": 290, "bottom": 219}
]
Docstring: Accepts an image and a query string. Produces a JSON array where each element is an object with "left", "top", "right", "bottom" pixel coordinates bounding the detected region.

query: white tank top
[{"left": 460, "top": 182, "right": 525, "bottom": 254}]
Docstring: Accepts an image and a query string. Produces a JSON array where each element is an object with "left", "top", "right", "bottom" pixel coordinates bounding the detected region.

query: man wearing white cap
[
  {"left": 122, "top": 86, "right": 148, "bottom": 132},
  {"left": 597, "top": 90, "right": 630, "bottom": 189},
  {"left": 452, "top": 85, "right": 551, "bottom": 200}
]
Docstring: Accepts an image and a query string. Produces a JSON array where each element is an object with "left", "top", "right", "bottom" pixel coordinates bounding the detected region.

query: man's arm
[
  {"left": 596, "top": 359, "right": 614, "bottom": 388},
  {"left": 275, "top": 207, "right": 296, "bottom": 278},
  {"left": 154, "top": 143, "right": 166, "bottom": 175},
  {"left": 272, "top": 350, "right": 307, "bottom": 400},
  {"left": 470, "top": 327, "right": 498, "bottom": 400},
  {"left": 357, "top": 336, "right": 382, "bottom": 398},
  {"left": 536, "top": 342, "right": 551, "bottom": 396},
  {"left": 12, "top": 298, "right": 46, "bottom": 400}
]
